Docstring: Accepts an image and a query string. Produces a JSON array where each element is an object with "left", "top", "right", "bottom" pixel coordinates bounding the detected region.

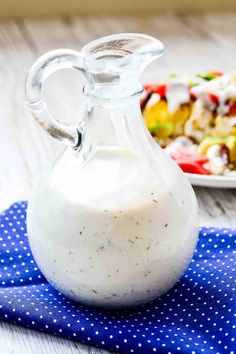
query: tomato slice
[
  {"left": 171, "top": 148, "right": 209, "bottom": 165},
  {"left": 177, "top": 161, "right": 211, "bottom": 175},
  {"left": 208, "top": 93, "right": 219, "bottom": 105},
  {"left": 170, "top": 148, "right": 211, "bottom": 175},
  {"left": 144, "top": 84, "right": 166, "bottom": 97}
]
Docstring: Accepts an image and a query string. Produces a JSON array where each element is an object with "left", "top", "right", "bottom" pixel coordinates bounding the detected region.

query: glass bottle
[{"left": 25, "top": 33, "right": 198, "bottom": 308}]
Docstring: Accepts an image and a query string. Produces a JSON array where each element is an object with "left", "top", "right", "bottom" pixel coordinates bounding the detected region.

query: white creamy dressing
[
  {"left": 191, "top": 74, "right": 236, "bottom": 114},
  {"left": 166, "top": 82, "right": 190, "bottom": 113},
  {"left": 184, "top": 99, "right": 213, "bottom": 142},
  {"left": 146, "top": 93, "right": 160, "bottom": 109},
  {"left": 144, "top": 80, "right": 191, "bottom": 114},
  {"left": 165, "top": 136, "right": 196, "bottom": 155},
  {"left": 205, "top": 145, "right": 228, "bottom": 175},
  {"left": 27, "top": 145, "right": 198, "bottom": 308}
]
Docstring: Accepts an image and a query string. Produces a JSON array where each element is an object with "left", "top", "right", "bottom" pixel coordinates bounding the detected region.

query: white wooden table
[{"left": 0, "top": 13, "right": 236, "bottom": 354}]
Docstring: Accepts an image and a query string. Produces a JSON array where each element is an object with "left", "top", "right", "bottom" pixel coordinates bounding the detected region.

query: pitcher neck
[
  {"left": 84, "top": 69, "right": 142, "bottom": 100},
  {"left": 79, "top": 88, "right": 145, "bottom": 160},
  {"left": 84, "top": 82, "right": 143, "bottom": 106}
]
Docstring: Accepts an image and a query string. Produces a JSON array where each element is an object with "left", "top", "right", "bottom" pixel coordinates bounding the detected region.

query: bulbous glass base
[{"left": 27, "top": 146, "right": 198, "bottom": 309}]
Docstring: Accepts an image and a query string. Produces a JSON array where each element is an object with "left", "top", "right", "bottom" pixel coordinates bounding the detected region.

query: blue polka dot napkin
[{"left": 0, "top": 202, "right": 235, "bottom": 354}]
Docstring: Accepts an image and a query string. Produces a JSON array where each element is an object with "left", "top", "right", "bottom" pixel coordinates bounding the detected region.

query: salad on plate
[{"left": 142, "top": 72, "right": 236, "bottom": 177}]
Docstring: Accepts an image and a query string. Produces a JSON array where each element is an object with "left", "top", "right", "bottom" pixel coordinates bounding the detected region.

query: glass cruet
[{"left": 25, "top": 33, "right": 198, "bottom": 308}]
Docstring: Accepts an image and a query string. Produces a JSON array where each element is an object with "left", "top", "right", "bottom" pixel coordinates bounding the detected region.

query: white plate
[{"left": 186, "top": 173, "right": 236, "bottom": 188}]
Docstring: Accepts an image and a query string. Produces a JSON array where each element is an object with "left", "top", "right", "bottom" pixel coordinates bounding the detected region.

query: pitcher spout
[{"left": 81, "top": 33, "right": 164, "bottom": 98}]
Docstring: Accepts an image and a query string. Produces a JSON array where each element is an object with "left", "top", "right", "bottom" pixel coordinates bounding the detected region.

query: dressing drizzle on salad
[{"left": 142, "top": 72, "right": 236, "bottom": 176}]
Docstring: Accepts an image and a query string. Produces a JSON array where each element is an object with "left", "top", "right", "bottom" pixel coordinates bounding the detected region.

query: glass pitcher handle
[{"left": 25, "top": 49, "right": 87, "bottom": 149}]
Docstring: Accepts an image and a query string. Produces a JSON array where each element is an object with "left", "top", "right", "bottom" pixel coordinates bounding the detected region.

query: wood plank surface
[{"left": 0, "top": 13, "right": 236, "bottom": 353}]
